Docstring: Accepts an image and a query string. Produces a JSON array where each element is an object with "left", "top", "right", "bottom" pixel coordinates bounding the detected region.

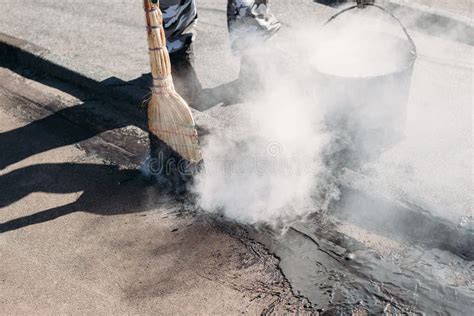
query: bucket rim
[
  {"left": 316, "top": 4, "right": 418, "bottom": 80},
  {"left": 313, "top": 54, "right": 417, "bottom": 80}
]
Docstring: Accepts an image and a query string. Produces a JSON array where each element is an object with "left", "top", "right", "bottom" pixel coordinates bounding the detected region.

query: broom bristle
[{"left": 148, "top": 92, "right": 202, "bottom": 163}]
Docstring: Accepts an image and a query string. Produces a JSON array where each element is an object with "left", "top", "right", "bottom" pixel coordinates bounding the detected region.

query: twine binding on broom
[
  {"left": 146, "top": 25, "right": 161, "bottom": 30},
  {"left": 152, "top": 76, "right": 174, "bottom": 94}
]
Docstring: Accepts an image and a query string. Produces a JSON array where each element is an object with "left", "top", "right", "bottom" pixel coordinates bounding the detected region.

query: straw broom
[{"left": 144, "top": 0, "right": 202, "bottom": 164}]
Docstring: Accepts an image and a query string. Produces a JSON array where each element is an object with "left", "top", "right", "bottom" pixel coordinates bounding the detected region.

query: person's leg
[
  {"left": 159, "top": 0, "right": 197, "bottom": 54},
  {"left": 159, "top": 0, "right": 201, "bottom": 104},
  {"left": 227, "top": 0, "right": 281, "bottom": 52},
  {"left": 227, "top": 0, "right": 280, "bottom": 93}
]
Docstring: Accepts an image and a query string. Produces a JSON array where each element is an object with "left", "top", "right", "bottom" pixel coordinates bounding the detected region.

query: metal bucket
[{"left": 315, "top": 4, "right": 417, "bottom": 165}]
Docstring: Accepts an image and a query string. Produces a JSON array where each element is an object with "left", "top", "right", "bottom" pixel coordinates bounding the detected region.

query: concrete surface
[
  {"left": 0, "top": 67, "right": 311, "bottom": 314},
  {"left": 390, "top": 0, "right": 473, "bottom": 21},
  {"left": 321, "top": 0, "right": 473, "bottom": 22},
  {"left": 316, "top": 0, "right": 474, "bottom": 45}
]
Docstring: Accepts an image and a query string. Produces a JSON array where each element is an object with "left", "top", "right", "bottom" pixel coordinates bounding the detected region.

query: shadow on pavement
[
  {"left": 0, "top": 162, "right": 170, "bottom": 234},
  {"left": 0, "top": 67, "right": 239, "bottom": 172},
  {"left": 0, "top": 66, "right": 237, "bottom": 169},
  {"left": 0, "top": 101, "right": 131, "bottom": 170},
  {"left": 128, "top": 72, "right": 242, "bottom": 111},
  {"left": 0, "top": 67, "right": 175, "bottom": 233},
  {"left": 195, "top": 79, "right": 242, "bottom": 111}
]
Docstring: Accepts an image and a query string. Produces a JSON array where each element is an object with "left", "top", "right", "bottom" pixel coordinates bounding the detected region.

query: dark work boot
[
  {"left": 147, "top": 133, "right": 200, "bottom": 195},
  {"left": 227, "top": 0, "right": 281, "bottom": 53}
]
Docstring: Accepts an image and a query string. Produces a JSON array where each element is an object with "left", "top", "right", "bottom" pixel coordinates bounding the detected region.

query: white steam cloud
[
  {"left": 193, "top": 53, "right": 332, "bottom": 225},
  {"left": 193, "top": 3, "right": 472, "bottom": 227}
]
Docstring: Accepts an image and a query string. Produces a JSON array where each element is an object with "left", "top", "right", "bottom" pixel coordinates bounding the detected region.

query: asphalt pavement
[
  {"left": 0, "top": 66, "right": 310, "bottom": 314},
  {"left": 0, "top": 0, "right": 472, "bottom": 313}
]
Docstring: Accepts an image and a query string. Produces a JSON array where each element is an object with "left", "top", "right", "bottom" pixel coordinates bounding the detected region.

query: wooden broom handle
[{"left": 144, "top": 0, "right": 174, "bottom": 85}]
